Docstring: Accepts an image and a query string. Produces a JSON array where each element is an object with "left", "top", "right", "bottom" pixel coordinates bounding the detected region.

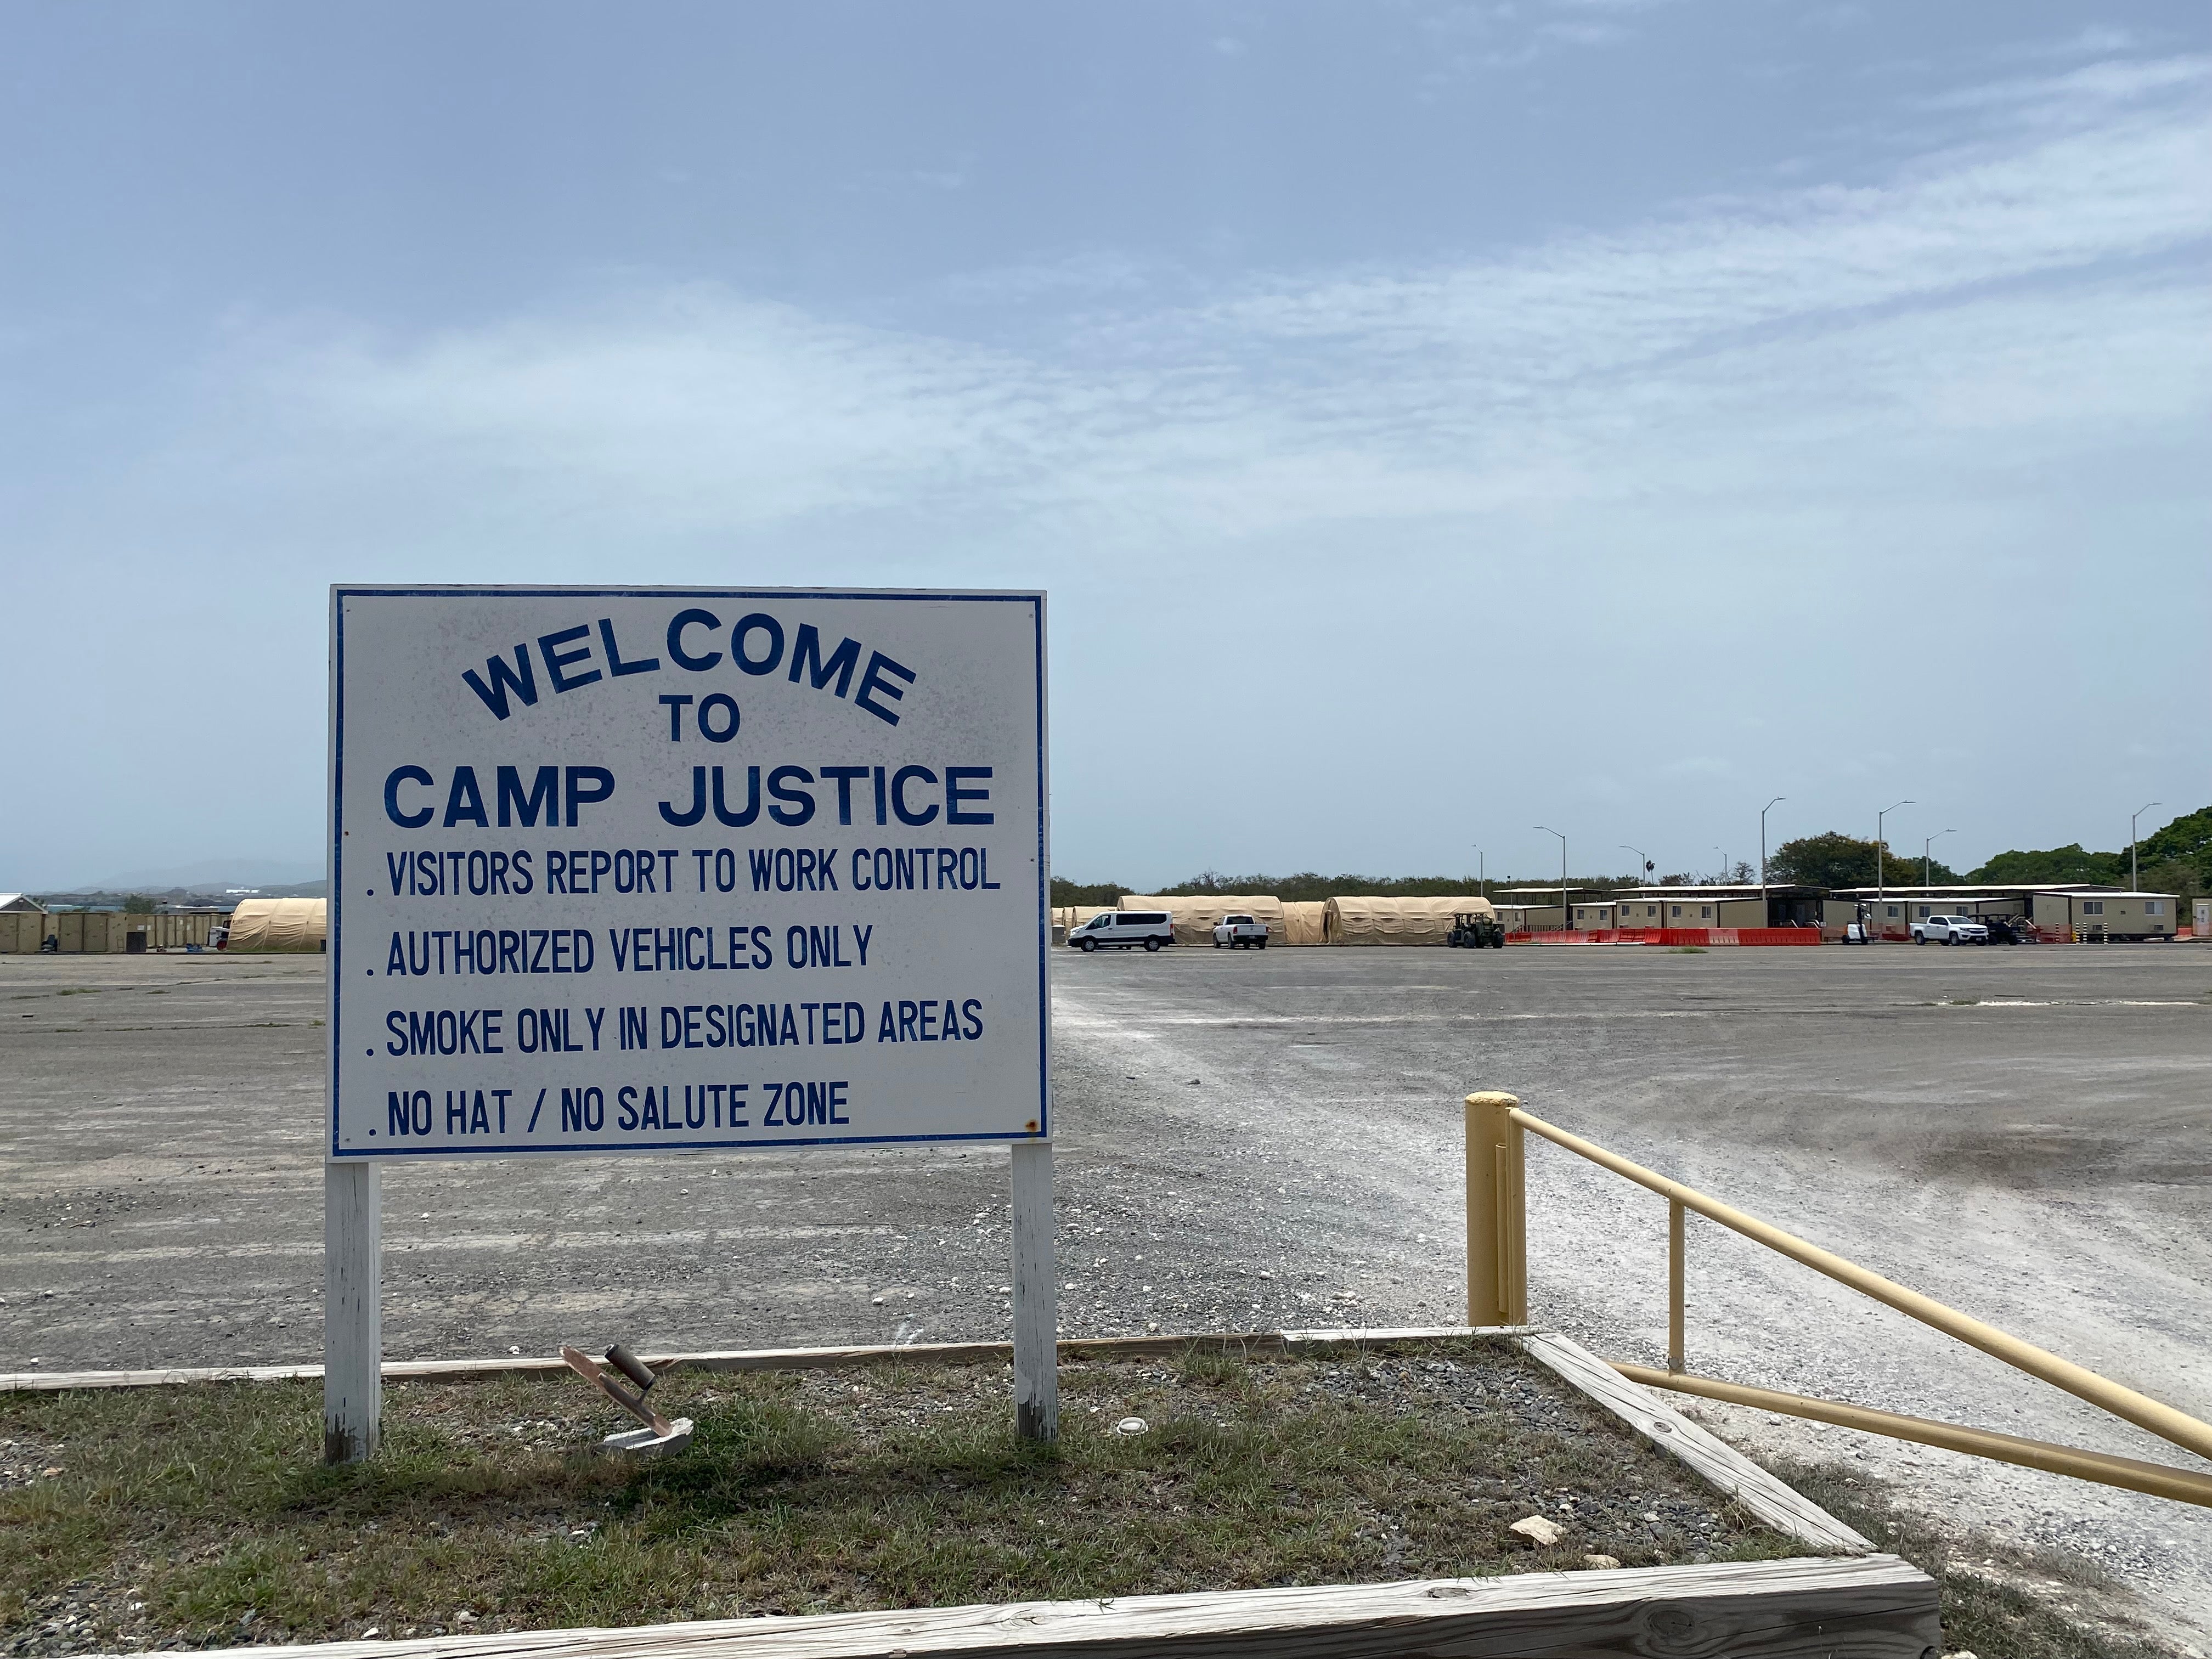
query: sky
[{"left": 2, "top": 1, "right": 2207, "bottom": 890}]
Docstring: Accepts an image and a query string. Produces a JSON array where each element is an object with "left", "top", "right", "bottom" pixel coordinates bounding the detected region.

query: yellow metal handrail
[{"left": 1464, "top": 1091, "right": 2212, "bottom": 1506}]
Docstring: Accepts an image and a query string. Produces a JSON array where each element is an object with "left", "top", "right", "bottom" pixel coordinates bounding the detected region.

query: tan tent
[
  {"left": 225, "top": 897, "right": 327, "bottom": 952},
  {"left": 1322, "top": 895, "right": 1496, "bottom": 945},
  {"left": 1119, "top": 894, "right": 1285, "bottom": 947},
  {"left": 1280, "top": 901, "right": 1327, "bottom": 945}
]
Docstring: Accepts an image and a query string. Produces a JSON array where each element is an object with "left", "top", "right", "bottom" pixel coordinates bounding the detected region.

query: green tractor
[{"left": 1448, "top": 911, "right": 1506, "bottom": 949}]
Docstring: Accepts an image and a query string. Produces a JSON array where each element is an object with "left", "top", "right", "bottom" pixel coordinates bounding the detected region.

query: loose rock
[{"left": 1510, "top": 1515, "right": 1564, "bottom": 1547}]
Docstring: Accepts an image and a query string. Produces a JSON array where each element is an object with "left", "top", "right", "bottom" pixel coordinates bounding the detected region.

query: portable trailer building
[
  {"left": 224, "top": 897, "right": 327, "bottom": 952},
  {"left": 0, "top": 896, "right": 48, "bottom": 953},
  {"left": 1832, "top": 884, "right": 2179, "bottom": 943},
  {"left": 1619, "top": 885, "right": 1826, "bottom": 929},
  {"left": 1493, "top": 890, "right": 1571, "bottom": 932},
  {"left": 1119, "top": 895, "right": 1285, "bottom": 947},
  {"left": 2034, "top": 890, "right": 2176, "bottom": 941},
  {"left": 1322, "top": 895, "right": 1497, "bottom": 945}
]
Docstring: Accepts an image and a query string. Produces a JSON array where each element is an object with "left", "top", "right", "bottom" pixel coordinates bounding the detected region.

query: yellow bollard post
[
  {"left": 1464, "top": 1092, "right": 1527, "bottom": 1327},
  {"left": 1668, "top": 1197, "right": 1685, "bottom": 1373}
]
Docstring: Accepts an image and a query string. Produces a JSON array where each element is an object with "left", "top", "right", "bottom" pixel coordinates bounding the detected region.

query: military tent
[
  {"left": 1119, "top": 895, "right": 1285, "bottom": 947},
  {"left": 1280, "top": 901, "right": 1327, "bottom": 945},
  {"left": 225, "top": 897, "right": 327, "bottom": 952},
  {"left": 1322, "top": 895, "right": 1496, "bottom": 945}
]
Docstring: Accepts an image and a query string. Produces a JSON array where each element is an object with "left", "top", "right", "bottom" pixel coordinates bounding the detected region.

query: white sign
[{"left": 329, "top": 587, "right": 1048, "bottom": 1159}]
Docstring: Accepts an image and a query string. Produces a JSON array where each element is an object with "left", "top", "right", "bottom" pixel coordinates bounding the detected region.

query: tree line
[{"left": 1051, "top": 806, "right": 2211, "bottom": 910}]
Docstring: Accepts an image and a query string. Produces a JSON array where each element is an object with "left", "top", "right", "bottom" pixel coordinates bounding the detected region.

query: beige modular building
[
  {"left": 1833, "top": 884, "right": 2179, "bottom": 943},
  {"left": 0, "top": 899, "right": 232, "bottom": 953}
]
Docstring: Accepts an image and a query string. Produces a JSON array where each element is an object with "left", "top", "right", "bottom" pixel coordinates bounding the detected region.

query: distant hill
[{"left": 72, "top": 858, "right": 325, "bottom": 891}]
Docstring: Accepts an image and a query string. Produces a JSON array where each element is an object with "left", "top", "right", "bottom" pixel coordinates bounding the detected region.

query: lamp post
[
  {"left": 1760, "top": 797, "right": 1786, "bottom": 922},
  {"left": 1714, "top": 848, "right": 1728, "bottom": 885},
  {"left": 1877, "top": 800, "right": 1914, "bottom": 914},
  {"left": 1535, "top": 826, "right": 1566, "bottom": 929},
  {"left": 2132, "top": 803, "right": 2160, "bottom": 892},
  {"left": 1472, "top": 844, "right": 1485, "bottom": 901},
  {"left": 1923, "top": 829, "right": 1955, "bottom": 891},
  {"left": 1620, "top": 845, "right": 1650, "bottom": 930}
]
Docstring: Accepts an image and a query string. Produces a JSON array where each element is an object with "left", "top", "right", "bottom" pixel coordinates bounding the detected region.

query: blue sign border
[{"left": 330, "top": 585, "right": 1049, "bottom": 1160}]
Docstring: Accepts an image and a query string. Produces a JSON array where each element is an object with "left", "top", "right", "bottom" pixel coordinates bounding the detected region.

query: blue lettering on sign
[{"left": 458, "top": 610, "right": 919, "bottom": 725}]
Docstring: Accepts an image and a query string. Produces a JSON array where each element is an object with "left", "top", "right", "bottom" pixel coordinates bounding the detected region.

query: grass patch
[
  {"left": 1765, "top": 1457, "right": 2183, "bottom": 1659},
  {"left": 1667, "top": 946, "right": 1707, "bottom": 955},
  {"left": 1, "top": 1341, "right": 1808, "bottom": 1651}
]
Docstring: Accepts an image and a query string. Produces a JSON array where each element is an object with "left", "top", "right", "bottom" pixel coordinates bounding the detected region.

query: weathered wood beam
[
  {"left": 0, "top": 1326, "right": 1533, "bottom": 1393},
  {"left": 148, "top": 1555, "right": 1939, "bottom": 1659},
  {"left": 1521, "top": 1331, "right": 1874, "bottom": 1553}
]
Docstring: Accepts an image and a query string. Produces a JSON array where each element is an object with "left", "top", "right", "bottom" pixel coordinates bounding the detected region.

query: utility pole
[
  {"left": 1472, "top": 844, "right": 1485, "bottom": 901},
  {"left": 1877, "top": 800, "right": 1914, "bottom": 919},
  {"left": 1621, "top": 845, "right": 1651, "bottom": 932},
  {"left": 1924, "top": 830, "right": 1956, "bottom": 892},
  {"left": 1535, "top": 826, "right": 1566, "bottom": 928},
  {"left": 2132, "top": 803, "right": 2160, "bottom": 892},
  {"left": 1760, "top": 797, "right": 1785, "bottom": 923}
]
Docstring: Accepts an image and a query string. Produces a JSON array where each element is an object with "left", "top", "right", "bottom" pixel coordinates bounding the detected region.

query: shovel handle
[
  {"left": 560, "top": 1345, "right": 674, "bottom": 1437},
  {"left": 605, "top": 1344, "right": 658, "bottom": 1392}
]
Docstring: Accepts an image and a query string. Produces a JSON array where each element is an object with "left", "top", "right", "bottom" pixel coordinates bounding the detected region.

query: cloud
[
  {"left": 1538, "top": 21, "right": 1628, "bottom": 47},
  {"left": 147, "top": 53, "right": 2209, "bottom": 572},
  {"left": 1921, "top": 54, "right": 2209, "bottom": 120}
]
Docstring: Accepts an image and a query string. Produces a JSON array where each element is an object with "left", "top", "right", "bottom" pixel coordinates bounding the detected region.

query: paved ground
[{"left": 3, "top": 943, "right": 2209, "bottom": 1637}]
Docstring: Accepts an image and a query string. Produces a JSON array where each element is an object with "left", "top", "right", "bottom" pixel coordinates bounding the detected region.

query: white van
[{"left": 1069, "top": 910, "right": 1174, "bottom": 952}]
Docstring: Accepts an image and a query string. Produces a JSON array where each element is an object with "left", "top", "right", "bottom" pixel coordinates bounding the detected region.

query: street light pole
[
  {"left": 1877, "top": 800, "right": 1914, "bottom": 916},
  {"left": 1472, "top": 844, "right": 1485, "bottom": 901},
  {"left": 2132, "top": 803, "right": 2160, "bottom": 892},
  {"left": 1620, "top": 845, "right": 1650, "bottom": 929},
  {"left": 1534, "top": 826, "right": 1566, "bottom": 929},
  {"left": 1923, "top": 829, "right": 1956, "bottom": 891},
  {"left": 1760, "top": 797, "right": 1786, "bottom": 922}
]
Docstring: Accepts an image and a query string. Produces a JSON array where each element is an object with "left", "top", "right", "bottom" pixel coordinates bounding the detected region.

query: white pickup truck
[
  {"left": 1911, "top": 914, "right": 1989, "bottom": 945},
  {"left": 1212, "top": 913, "right": 1269, "bottom": 950}
]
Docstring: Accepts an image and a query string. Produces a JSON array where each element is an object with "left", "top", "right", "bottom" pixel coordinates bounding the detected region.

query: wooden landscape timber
[
  {"left": 1522, "top": 1332, "right": 1875, "bottom": 1553},
  {"left": 123, "top": 1555, "right": 1940, "bottom": 1659},
  {"left": 0, "top": 1325, "right": 1533, "bottom": 1393}
]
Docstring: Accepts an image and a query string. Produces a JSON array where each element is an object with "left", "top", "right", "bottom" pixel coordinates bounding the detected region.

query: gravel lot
[{"left": 2, "top": 943, "right": 2208, "bottom": 1638}]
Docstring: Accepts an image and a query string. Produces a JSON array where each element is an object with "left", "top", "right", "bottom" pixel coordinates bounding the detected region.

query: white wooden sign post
[{"left": 324, "top": 587, "right": 1053, "bottom": 1462}]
